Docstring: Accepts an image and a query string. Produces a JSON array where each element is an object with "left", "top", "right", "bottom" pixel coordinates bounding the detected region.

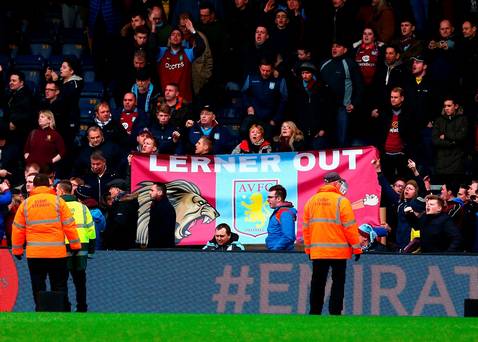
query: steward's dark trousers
[
  {"left": 309, "top": 259, "right": 347, "bottom": 315},
  {"left": 27, "top": 257, "right": 69, "bottom": 311},
  {"left": 69, "top": 269, "right": 87, "bottom": 312}
]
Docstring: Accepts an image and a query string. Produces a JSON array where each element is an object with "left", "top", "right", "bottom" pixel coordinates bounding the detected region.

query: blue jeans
[{"left": 336, "top": 106, "right": 349, "bottom": 147}]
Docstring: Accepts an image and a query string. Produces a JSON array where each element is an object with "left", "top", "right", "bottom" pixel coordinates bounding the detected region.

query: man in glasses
[
  {"left": 265, "top": 184, "right": 297, "bottom": 251},
  {"left": 41, "top": 80, "right": 68, "bottom": 141}
]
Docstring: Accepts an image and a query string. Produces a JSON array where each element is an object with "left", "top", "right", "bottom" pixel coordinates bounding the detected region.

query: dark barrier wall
[{"left": 6, "top": 250, "right": 478, "bottom": 316}]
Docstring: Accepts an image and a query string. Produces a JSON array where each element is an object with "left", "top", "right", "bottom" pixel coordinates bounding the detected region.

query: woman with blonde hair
[
  {"left": 273, "top": 121, "right": 305, "bottom": 152},
  {"left": 24, "top": 110, "right": 66, "bottom": 169}
]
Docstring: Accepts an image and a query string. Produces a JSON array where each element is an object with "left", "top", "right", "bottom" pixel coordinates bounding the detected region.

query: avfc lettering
[
  {"left": 165, "top": 61, "right": 185, "bottom": 70},
  {"left": 234, "top": 179, "right": 277, "bottom": 237}
]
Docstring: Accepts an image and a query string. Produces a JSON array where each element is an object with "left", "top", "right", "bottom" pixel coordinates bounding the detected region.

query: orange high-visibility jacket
[
  {"left": 12, "top": 186, "right": 81, "bottom": 258},
  {"left": 303, "top": 184, "right": 362, "bottom": 259}
]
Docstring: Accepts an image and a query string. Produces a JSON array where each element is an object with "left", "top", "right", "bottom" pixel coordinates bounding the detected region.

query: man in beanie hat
[
  {"left": 75, "top": 185, "right": 106, "bottom": 250},
  {"left": 294, "top": 61, "right": 333, "bottom": 150},
  {"left": 303, "top": 171, "right": 362, "bottom": 315},
  {"left": 103, "top": 178, "right": 138, "bottom": 250},
  {"left": 131, "top": 68, "right": 161, "bottom": 114},
  {"left": 358, "top": 223, "right": 389, "bottom": 252}
]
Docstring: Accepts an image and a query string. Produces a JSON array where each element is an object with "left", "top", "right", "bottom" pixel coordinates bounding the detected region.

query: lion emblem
[
  {"left": 135, "top": 180, "right": 220, "bottom": 245},
  {"left": 240, "top": 192, "right": 269, "bottom": 228}
]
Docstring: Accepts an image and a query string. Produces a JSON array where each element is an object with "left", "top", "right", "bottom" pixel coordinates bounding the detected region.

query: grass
[{"left": 1, "top": 313, "right": 477, "bottom": 341}]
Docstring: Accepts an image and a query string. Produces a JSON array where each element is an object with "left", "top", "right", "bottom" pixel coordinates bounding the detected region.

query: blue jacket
[
  {"left": 81, "top": 198, "right": 106, "bottom": 250},
  {"left": 90, "top": 207, "right": 106, "bottom": 250},
  {"left": 242, "top": 73, "right": 288, "bottom": 123},
  {"left": 0, "top": 190, "right": 12, "bottom": 237},
  {"left": 187, "top": 121, "right": 233, "bottom": 154},
  {"left": 266, "top": 202, "right": 297, "bottom": 251},
  {"left": 149, "top": 121, "right": 182, "bottom": 155}
]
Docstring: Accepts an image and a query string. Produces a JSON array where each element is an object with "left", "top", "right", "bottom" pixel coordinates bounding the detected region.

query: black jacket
[
  {"left": 412, "top": 212, "right": 462, "bottom": 253},
  {"left": 40, "top": 97, "right": 70, "bottom": 139},
  {"left": 60, "top": 76, "right": 84, "bottom": 130},
  {"left": 404, "top": 73, "right": 438, "bottom": 130},
  {"left": 294, "top": 77, "right": 334, "bottom": 138},
  {"left": 104, "top": 192, "right": 138, "bottom": 250},
  {"left": 83, "top": 169, "right": 119, "bottom": 208},
  {"left": 94, "top": 118, "right": 130, "bottom": 149},
  {"left": 148, "top": 195, "right": 176, "bottom": 248},
  {"left": 203, "top": 232, "right": 244, "bottom": 251},
  {"left": 431, "top": 108, "right": 468, "bottom": 175},
  {"left": 4, "top": 86, "right": 36, "bottom": 144},
  {"left": 149, "top": 121, "right": 182, "bottom": 155},
  {"left": 74, "top": 140, "right": 122, "bottom": 177}
]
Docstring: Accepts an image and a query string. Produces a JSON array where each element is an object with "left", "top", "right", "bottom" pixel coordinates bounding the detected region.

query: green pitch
[{"left": 1, "top": 313, "right": 477, "bottom": 341}]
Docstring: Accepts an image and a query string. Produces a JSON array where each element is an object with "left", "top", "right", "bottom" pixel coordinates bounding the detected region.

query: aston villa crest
[{"left": 233, "top": 179, "right": 277, "bottom": 237}]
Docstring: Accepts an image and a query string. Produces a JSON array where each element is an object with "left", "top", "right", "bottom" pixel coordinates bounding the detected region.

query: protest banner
[{"left": 131, "top": 147, "right": 381, "bottom": 245}]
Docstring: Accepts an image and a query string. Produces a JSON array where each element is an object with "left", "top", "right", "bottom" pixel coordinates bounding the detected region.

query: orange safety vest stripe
[
  {"left": 303, "top": 185, "right": 361, "bottom": 259},
  {"left": 11, "top": 187, "right": 80, "bottom": 258}
]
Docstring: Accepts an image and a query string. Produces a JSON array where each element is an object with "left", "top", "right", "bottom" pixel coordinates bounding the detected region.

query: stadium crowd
[{"left": 0, "top": 0, "right": 478, "bottom": 253}]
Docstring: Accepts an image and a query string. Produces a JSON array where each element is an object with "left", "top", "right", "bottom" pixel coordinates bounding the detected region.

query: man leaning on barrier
[{"left": 203, "top": 223, "right": 245, "bottom": 251}]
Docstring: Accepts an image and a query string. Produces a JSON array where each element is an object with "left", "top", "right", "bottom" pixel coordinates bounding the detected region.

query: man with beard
[{"left": 147, "top": 182, "right": 176, "bottom": 248}]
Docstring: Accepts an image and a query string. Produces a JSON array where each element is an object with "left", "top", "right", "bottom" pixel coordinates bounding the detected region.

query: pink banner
[{"left": 131, "top": 146, "right": 381, "bottom": 246}]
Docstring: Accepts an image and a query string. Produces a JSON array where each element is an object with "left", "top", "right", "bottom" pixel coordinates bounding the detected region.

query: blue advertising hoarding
[{"left": 6, "top": 250, "right": 478, "bottom": 316}]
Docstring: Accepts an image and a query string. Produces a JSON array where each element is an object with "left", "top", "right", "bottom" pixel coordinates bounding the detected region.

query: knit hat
[
  {"left": 106, "top": 179, "right": 127, "bottom": 190},
  {"left": 358, "top": 224, "right": 378, "bottom": 251},
  {"left": 298, "top": 62, "right": 318, "bottom": 74},
  {"left": 410, "top": 197, "right": 426, "bottom": 212},
  {"left": 75, "top": 185, "right": 93, "bottom": 200},
  {"left": 358, "top": 224, "right": 378, "bottom": 241}
]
